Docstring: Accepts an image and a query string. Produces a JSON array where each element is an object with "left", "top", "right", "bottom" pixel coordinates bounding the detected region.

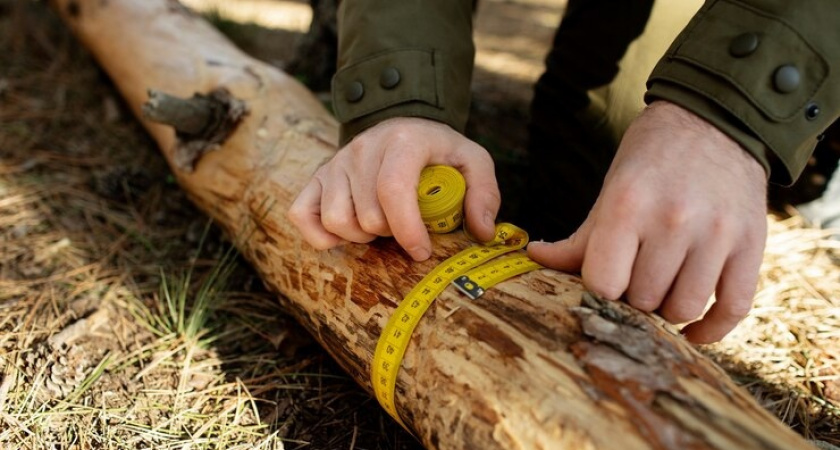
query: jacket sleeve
[
  {"left": 332, "top": 0, "right": 475, "bottom": 146},
  {"left": 645, "top": 0, "right": 839, "bottom": 185}
]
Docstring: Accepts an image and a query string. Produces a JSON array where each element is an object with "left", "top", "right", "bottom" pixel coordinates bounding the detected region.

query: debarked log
[{"left": 50, "top": 0, "right": 811, "bottom": 448}]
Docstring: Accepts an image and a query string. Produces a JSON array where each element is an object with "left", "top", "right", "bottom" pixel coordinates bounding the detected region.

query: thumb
[{"left": 527, "top": 221, "right": 591, "bottom": 273}]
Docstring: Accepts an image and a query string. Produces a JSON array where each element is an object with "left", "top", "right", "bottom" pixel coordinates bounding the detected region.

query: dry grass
[{"left": 0, "top": 0, "right": 838, "bottom": 449}]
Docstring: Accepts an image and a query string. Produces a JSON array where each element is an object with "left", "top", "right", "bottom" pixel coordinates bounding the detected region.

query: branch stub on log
[{"left": 142, "top": 88, "right": 248, "bottom": 172}]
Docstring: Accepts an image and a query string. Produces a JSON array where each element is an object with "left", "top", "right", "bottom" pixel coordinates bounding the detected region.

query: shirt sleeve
[
  {"left": 332, "top": 0, "right": 475, "bottom": 146},
  {"left": 645, "top": 0, "right": 839, "bottom": 185}
]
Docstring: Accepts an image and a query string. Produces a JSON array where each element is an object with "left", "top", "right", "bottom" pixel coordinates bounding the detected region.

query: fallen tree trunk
[{"left": 50, "top": 0, "right": 812, "bottom": 448}]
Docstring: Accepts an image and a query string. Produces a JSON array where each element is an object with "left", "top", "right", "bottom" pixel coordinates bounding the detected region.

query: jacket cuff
[
  {"left": 646, "top": 0, "right": 836, "bottom": 186},
  {"left": 332, "top": 49, "right": 464, "bottom": 146}
]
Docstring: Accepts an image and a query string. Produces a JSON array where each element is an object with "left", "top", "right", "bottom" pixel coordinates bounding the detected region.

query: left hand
[
  {"left": 287, "top": 117, "right": 500, "bottom": 260},
  {"left": 527, "top": 100, "right": 768, "bottom": 344}
]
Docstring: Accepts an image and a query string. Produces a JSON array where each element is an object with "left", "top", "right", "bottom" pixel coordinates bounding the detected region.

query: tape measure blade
[
  {"left": 371, "top": 247, "right": 478, "bottom": 425},
  {"left": 370, "top": 221, "right": 533, "bottom": 427},
  {"left": 453, "top": 254, "right": 542, "bottom": 300}
]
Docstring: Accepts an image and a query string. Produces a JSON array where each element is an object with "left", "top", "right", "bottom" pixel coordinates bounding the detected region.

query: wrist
[
  {"left": 645, "top": 85, "right": 774, "bottom": 182},
  {"left": 646, "top": 100, "right": 766, "bottom": 182}
]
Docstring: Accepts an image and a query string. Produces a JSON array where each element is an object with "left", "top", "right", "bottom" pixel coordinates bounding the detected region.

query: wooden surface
[{"left": 50, "top": 0, "right": 813, "bottom": 448}]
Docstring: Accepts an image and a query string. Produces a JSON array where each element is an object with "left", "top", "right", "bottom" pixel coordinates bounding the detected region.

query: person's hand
[
  {"left": 528, "top": 100, "right": 768, "bottom": 344},
  {"left": 288, "top": 117, "right": 500, "bottom": 261}
]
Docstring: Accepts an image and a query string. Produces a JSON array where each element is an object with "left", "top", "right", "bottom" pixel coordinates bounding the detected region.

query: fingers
[
  {"left": 625, "top": 237, "right": 688, "bottom": 312},
  {"left": 451, "top": 143, "right": 500, "bottom": 242},
  {"left": 657, "top": 245, "right": 727, "bottom": 324},
  {"left": 682, "top": 244, "right": 763, "bottom": 344},
  {"left": 378, "top": 150, "right": 432, "bottom": 261},
  {"left": 527, "top": 219, "right": 592, "bottom": 272},
  {"left": 287, "top": 176, "right": 346, "bottom": 250},
  {"left": 320, "top": 167, "right": 377, "bottom": 244},
  {"left": 523, "top": 101, "right": 768, "bottom": 344},
  {"left": 581, "top": 222, "right": 640, "bottom": 300},
  {"left": 348, "top": 151, "right": 392, "bottom": 237},
  {"left": 289, "top": 118, "right": 505, "bottom": 261},
  {"left": 528, "top": 215, "right": 641, "bottom": 302}
]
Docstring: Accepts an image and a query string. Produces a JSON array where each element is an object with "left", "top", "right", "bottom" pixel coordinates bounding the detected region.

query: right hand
[
  {"left": 527, "top": 101, "right": 768, "bottom": 344},
  {"left": 287, "top": 117, "right": 501, "bottom": 261}
]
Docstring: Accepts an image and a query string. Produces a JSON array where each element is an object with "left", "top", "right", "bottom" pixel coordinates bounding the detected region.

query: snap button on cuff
[
  {"left": 729, "top": 32, "right": 759, "bottom": 57},
  {"left": 773, "top": 65, "right": 800, "bottom": 93},
  {"left": 345, "top": 81, "right": 365, "bottom": 103},
  {"left": 379, "top": 67, "right": 401, "bottom": 89},
  {"left": 805, "top": 102, "right": 820, "bottom": 121}
]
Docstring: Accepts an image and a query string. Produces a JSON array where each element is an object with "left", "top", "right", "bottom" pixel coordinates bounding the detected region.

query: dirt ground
[{"left": 1, "top": 0, "right": 838, "bottom": 449}]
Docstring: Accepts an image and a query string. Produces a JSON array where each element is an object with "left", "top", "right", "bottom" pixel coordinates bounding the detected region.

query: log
[{"left": 50, "top": 0, "right": 812, "bottom": 448}]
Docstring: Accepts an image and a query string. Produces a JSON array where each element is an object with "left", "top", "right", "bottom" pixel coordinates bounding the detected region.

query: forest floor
[{"left": 0, "top": 0, "right": 838, "bottom": 449}]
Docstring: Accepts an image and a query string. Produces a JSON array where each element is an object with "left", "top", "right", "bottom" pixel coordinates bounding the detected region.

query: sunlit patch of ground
[
  {"left": 180, "top": 0, "right": 312, "bottom": 33},
  {"left": 473, "top": 0, "right": 564, "bottom": 103}
]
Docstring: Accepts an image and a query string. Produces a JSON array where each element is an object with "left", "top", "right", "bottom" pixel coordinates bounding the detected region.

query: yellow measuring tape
[
  {"left": 371, "top": 165, "right": 543, "bottom": 427},
  {"left": 417, "top": 165, "right": 465, "bottom": 233}
]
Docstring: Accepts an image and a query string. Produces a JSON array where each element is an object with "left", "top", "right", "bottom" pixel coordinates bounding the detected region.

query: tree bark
[{"left": 50, "top": 0, "right": 812, "bottom": 448}]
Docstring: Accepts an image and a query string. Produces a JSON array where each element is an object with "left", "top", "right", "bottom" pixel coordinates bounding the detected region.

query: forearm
[
  {"left": 645, "top": 0, "right": 839, "bottom": 185},
  {"left": 334, "top": 0, "right": 475, "bottom": 145}
]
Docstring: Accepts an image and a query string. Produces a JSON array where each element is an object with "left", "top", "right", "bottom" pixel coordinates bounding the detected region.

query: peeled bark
[{"left": 50, "top": 0, "right": 812, "bottom": 448}]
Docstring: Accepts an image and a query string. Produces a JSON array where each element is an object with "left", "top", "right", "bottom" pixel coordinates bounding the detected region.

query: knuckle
[
  {"left": 358, "top": 213, "right": 389, "bottom": 235},
  {"left": 485, "top": 186, "right": 502, "bottom": 203},
  {"left": 664, "top": 300, "right": 706, "bottom": 324},
  {"left": 720, "top": 300, "right": 753, "bottom": 319},
  {"left": 377, "top": 175, "right": 402, "bottom": 191},
  {"left": 708, "top": 215, "right": 730, "bottom": 237},
  {"left": 377, "top": 177, "right": 407, "bottom": 202},
  {"left": 610, "top": 187, "right": 645, "bottom": 220},
  {"left": 662, "top": 202, "right": 691, "bottom": 231},
  {"left": 627, "top": 293, "right": 661, "bottom": 312},
  {"left": 321, "top": 211, "right": 352, "bottom": 233},
  {"left": 312, "top": 162, "right": 332, "bottom": 179}
]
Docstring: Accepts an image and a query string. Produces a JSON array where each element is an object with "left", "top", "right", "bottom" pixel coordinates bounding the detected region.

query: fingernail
[{"left": 527, "top": 240, "right": 548, "bottom": 248}]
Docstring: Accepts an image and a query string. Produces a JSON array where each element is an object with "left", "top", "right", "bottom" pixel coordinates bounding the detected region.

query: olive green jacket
[{"left": 331, "top": 0, "right": 839, "bottom": 185}]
